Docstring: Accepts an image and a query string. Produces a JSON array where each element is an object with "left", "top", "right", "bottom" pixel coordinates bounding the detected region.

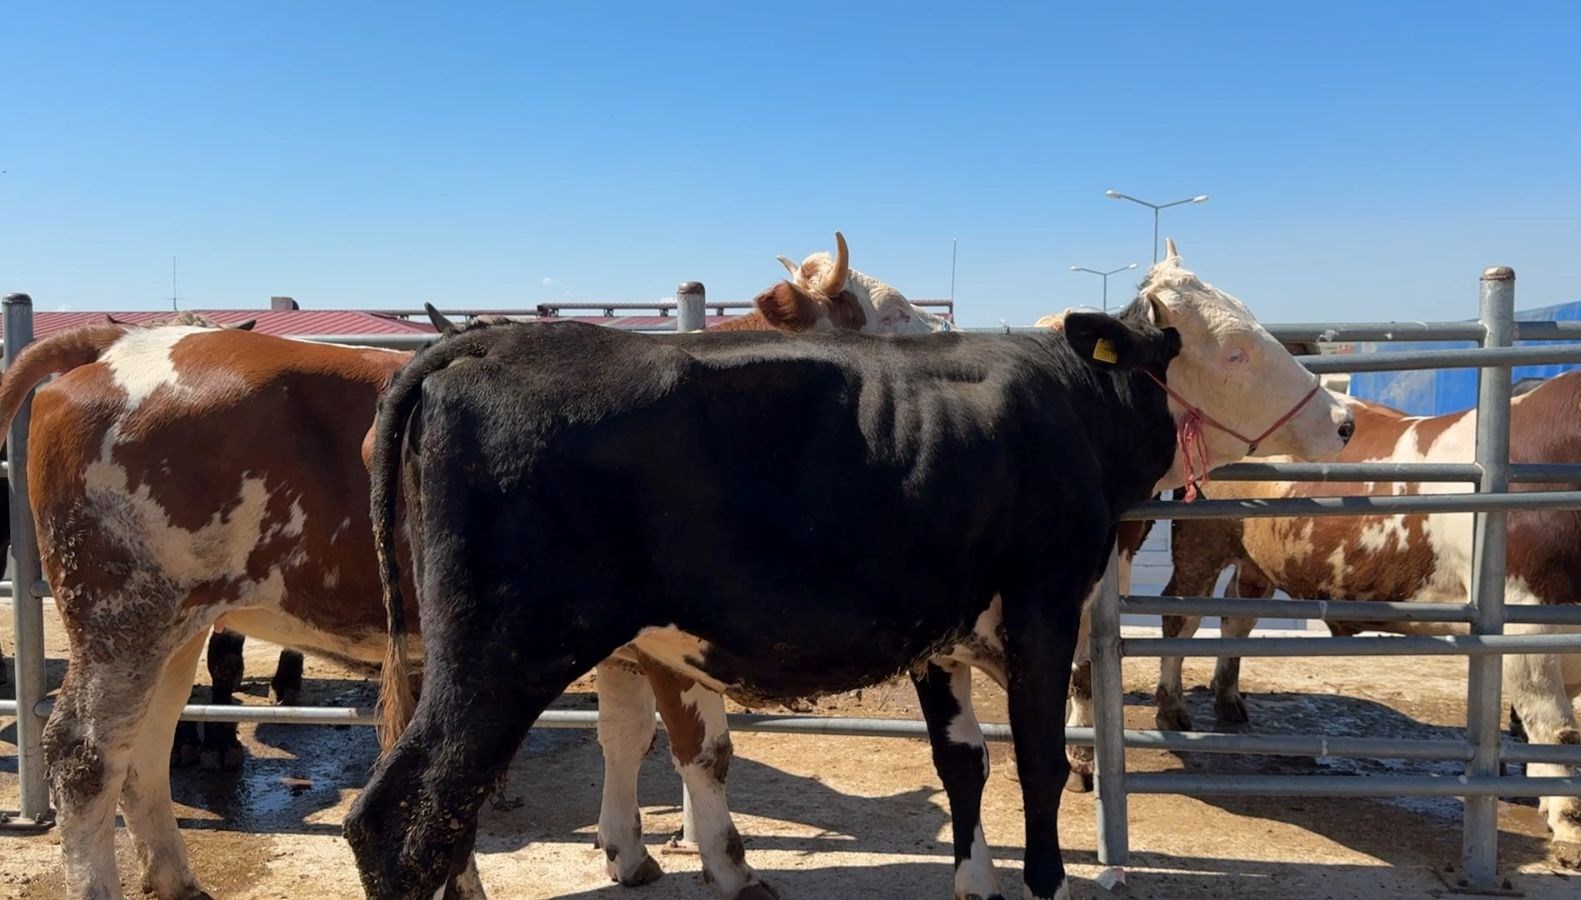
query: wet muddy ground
[{"left": 3, "top": 604, "right": 1579, "bottom": 899}]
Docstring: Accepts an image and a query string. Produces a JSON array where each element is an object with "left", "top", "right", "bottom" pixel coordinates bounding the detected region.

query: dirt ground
[{"left": 4, "top": 603, "right": 1580, "bottom": 899}]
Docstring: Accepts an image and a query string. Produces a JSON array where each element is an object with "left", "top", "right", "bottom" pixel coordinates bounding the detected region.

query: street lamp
[
  {"left": 1106, "top": 190, "right": 1210, "bottom": 262},
  {"left": 1069, "top": 263, "right": 1138, "bottom": 312}
]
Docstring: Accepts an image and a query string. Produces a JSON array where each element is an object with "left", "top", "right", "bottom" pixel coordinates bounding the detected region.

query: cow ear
[
  {"left": 233, "top": 319, "right": 257, "bottom": 331},
  {"left": 754, "top": 281, "right": 821, "bottom": 331},
  {"left": 1063, "top": 312, "right": 1178, "bottom": 370}
]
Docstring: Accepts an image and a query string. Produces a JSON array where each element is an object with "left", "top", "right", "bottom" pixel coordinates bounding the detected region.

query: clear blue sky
[{"left": 3, "top": 2, "right": 1577, "bottom": 326}]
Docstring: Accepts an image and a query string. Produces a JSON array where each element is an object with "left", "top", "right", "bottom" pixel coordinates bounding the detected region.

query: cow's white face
[
  {"left": 1143, "top": 241, "right": 1353, "bottom": 486},
  {"left": 777, "top": 232, "right": 952, "bottom": 336}
]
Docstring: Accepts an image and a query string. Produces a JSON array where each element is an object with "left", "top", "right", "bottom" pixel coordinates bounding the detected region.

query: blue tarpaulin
[{"left": 1347, "top": 300, "right": 1581, "bottom": 415}]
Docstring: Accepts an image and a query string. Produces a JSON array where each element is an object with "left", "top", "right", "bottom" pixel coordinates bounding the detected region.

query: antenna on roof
[{"left": 170, "top": 256, "right": 181, "bottom": 311}]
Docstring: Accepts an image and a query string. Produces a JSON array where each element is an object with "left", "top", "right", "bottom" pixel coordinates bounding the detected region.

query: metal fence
[{"left": 5, "top": 273, "right": 1581, "bottom": 890}]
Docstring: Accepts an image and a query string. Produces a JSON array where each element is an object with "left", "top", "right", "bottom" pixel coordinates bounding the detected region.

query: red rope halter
[{"left": 1143, "top": 371, "right": 1321, "bottom": 502}]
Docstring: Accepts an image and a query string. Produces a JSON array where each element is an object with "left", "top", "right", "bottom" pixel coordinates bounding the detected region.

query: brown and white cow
[
  {"left": 0, "top": 238, "right": 937, "bottom": 899},
  {"left": 1155, "top": 379, "right": 1581, "bottom": 865}
]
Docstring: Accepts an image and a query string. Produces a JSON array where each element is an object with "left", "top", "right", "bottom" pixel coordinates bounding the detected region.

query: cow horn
[
  {"left": 776, "top": 255, "right": 799, "bottom": 277},
  {"left": 233, "top": 319, "right": 257, "bottom": 331},
  {"left": 425, "top": 303, "right": 458, "bottom": 334},
  {"left": 1164, "top": 237, "right": 1180, "bottom": 260},
  {"left": 824, "top": 231, "right": 850, "bottom": 295},
  {"left": 105, "top": 314, "right": 125, "bottom": 326}
]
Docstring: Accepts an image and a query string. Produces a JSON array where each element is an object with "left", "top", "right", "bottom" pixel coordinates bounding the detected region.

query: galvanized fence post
[
  {"left": 676, "top": 282, "right": 706, "bottom": 333},
  {"left": 1462, "top": 266, "right": 1515, "bottom": 888},
  {"left": 3, "top": 292, "right": 51, "bottom": 828},
  {"left": 673, "top": 286, "right": 700, "bottom": 847},
  {"left": 1092, "top": 543, "right": 1129, "bottom": 867}
]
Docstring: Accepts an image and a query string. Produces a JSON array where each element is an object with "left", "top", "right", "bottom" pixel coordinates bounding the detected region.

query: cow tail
[
  {"left": 371, "top": 337, "right": 478, "bottom": 753},
  {"left": 0, "top": 324, "right": 128, "bottom": 444}
]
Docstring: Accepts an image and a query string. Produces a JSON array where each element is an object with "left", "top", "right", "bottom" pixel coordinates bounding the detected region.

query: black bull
[{"left": 346, "top": 307, "right": 1182, "bottom": 900}]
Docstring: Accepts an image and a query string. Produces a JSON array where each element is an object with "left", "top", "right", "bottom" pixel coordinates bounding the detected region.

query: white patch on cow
[
  {"left": 430, "top": 886, "right": 445, "bottom": 900},
  {"left": 335, "top": 516, "right": 353, "bottom": 537},
  {"left": 101, "top": 326, "right": 209, "bottom": 410},
  {"left": 323, "top": 567, "right": 340, "bottom": 590},
  {"left": 954, "top": 825, "right": 1000, "bottom": 900},
  {"left": 1356, "top": 515, "right": 1410, "bottom": 554}
]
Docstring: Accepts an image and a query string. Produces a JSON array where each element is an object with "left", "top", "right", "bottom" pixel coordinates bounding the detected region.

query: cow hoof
[
  {"left": 1064, "top": 769, "right": 1094, "bottom": 793},
  {"left": 1155, "top": 705, "right": 1194, "bottom": 733},
  {"left": 1214, "top": 694, "right": 1249, "bottom": 726},
  {"left": 171, "top": 742, "right": 202, "bottom": 769},
  {"left": 1548, "top": 840, "right": 1581, "bottom": 870},
  {"left": 271, "top": 687, "right": 301, "bottom": 706},
  {"left": 198, "top": 747, "right": 244, "bottom": 772},
  {"left": 614, "top": 855, "right": 663, "bottom": 887},
  {"left": 730, "top": 882, "right": 780, "bottom": 900}
]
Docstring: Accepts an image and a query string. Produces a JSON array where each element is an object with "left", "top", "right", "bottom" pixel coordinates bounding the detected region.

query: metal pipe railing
[
  {"left": 1209, "top": 461, "right": 1581, "bottom": 483},
  {"left": 1126, "top": 489, "right": 1581, "bottom": 520},
  {"left": 1125, "top": 633, "right": 1581, "bottom": 657}
]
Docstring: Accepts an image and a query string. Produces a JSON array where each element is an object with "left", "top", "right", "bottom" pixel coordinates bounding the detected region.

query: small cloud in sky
[
  {"left": 55, "top": 303, "right": 73, "bottom": 312},
  {"left": 541, "top": 277, "right": 556, "bottom": 287}
]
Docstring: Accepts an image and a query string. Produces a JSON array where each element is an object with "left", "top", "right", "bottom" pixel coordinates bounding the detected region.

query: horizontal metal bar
[
  {"left": 1129, "top": 773, "right": 1581, "bottom": 798},
  {"left": 1504, "top": 605, "right": 1581, "bottom": 625},
  {"left": 1299, "top": 344, "right": 1581, "bottom": 374},
  {"left": 1265, "top": 320, "right": 1581, "bottom": 343},
  {"left": 1125, "top": 634, "right": 1581, "bottom": 657},
  {"left": 6, "top": 700, "right": 1577, "bottom": 767},
  {"left": 1207, "top": 462, "right": 1581, "bottom": 484},
  {"left": 1124, "top": 490, "right": 1581, "bottom": 520},
  {"left": 1119, "top": 596, "right": 1473, "bottom": 624}
]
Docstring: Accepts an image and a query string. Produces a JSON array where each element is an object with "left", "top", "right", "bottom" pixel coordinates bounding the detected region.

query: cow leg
[
  {"left": 46, "top": 631, "right": 196, "bottom": 899},
  {"left": 1064, "top": 549, "right": 1137, "bottom": 794},
  {"left": 594, "top": 659, "right": 664, "bottom": 886},
  {"left": 1503, "top": 640, "right": 1581, "bottom": 866},
  {"left": 200, "top": 629, "right": 246, "bottom": 772},
  {"left": 270, "top": 649, "right": 305, "bottom": 705},
  {"left": 644, "top": 664, "right": 775, "bottom": 900},
  {"left": 1003, "top": 583, "right": 1086, "bottom": 900},
  {"left": 345, "top": 644, "right": 584, "bottom": 899},
  {"left": 122, "top": 630, "right": 210, "bottom": 899},
  {"left": 1210, "top": 565, "right": 1268, "bottom": 727},
  {"left": 915, "top": 660, "right": 1001, "bottom": 900},
  {"left": 1062, "top": 598, "right": 1095, "bottom": 793}
]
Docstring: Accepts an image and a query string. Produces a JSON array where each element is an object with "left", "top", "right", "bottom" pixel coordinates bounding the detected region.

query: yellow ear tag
[{"left": 1092, "top": 338, "right": 1119, "bottom": 364}]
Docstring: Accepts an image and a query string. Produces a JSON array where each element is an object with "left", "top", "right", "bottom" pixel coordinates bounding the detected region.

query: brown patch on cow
[
  {"left": 698, "top": 737, "right": 733, "bottom": 784},
  {"left": 826, "top": 289, "right": 867, "bottom": 332},
  {"left": 705, "top": 309, "right": 776, "bottom": 332},
  {"left": 638, "top": 652, "right": 705, "bottom": 766},
  {"left": 41, "top": 725, "right": 105, "bottom": 804},
  {"left": 725, "top": 826, "right": 746, "bottom": 865},
  {"left": 752, "top": 282, "right": 822, "bottom": 332},
  {"left": 751, "top": 281, "right": 868, "bottom": 333}
]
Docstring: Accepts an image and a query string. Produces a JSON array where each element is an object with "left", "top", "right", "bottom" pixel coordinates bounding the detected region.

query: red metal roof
[{"left": 0, "top": 309, "right": 437, "bottom": 340}]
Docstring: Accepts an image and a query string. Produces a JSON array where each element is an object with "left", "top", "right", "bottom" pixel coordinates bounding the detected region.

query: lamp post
[
  {"left": 1069, "top": 263, "right": 1138, "bottom": 312},
  {"left": 1105, "top": 190, "right": 1210, "bottom": 262}
]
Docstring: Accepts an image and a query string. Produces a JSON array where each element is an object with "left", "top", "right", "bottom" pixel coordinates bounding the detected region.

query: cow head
[
  {"left": 774, "top": 232, "right": 952, "bottom": 335},
  {"left": 1125, "top": 239, "right": 1353, "bottom": 485}
]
